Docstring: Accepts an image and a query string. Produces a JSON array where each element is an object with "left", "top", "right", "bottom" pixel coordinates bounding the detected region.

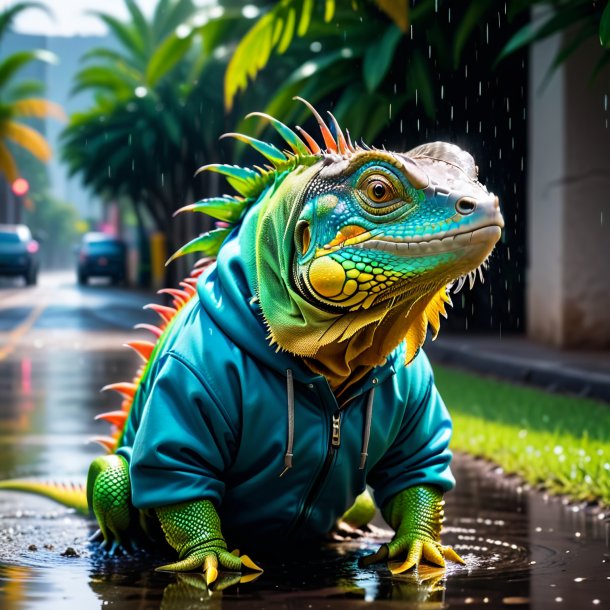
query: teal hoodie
[{"left": 117, "top": 223, "right": 454, "bottom": 546}]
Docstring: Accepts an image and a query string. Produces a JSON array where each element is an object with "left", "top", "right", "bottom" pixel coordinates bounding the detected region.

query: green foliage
[
  {"left": 434, "top": 365, "right": 610, "bottom": 507},
  {"left": 363, "top": 25, "right": 402, "bottom": 92},
  {"left": 224, "top": 0, "right": 609, "bottom": 144},
  {"left": 224, "top": 0, "right": 338, "bottom": 109},
  {"left": 0, "top": 3, "right": 61, "bottom": 187}
]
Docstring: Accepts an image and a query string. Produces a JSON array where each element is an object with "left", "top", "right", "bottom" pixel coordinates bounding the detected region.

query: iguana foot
[
  {"left": 155, "top": 499, "right": 263, "bottom": 585},
  {"left": 359, "top": 485, "right": 465, "bottom": 574}
]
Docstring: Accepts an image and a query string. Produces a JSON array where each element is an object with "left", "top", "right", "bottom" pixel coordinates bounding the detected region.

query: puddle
[{"left": 0, "top": 350, "right": 608, "bottom": 608}]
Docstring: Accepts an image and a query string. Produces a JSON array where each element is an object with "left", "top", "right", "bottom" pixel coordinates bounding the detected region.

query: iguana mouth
[{"left": 352, "top": 225, "right": 502, "bottom": 256}]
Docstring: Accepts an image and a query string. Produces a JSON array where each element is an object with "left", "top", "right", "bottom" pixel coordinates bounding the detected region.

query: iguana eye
[
  {"left": 367, "top": 179, "right": 392, "bottom": 203},
  {"left": 357, "top": 172, "right": 406, "bottom": 216}
]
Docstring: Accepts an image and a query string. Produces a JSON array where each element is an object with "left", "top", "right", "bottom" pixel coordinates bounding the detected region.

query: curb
[{"left": 426, "top": 341, "right": 610, "bottom": 404}]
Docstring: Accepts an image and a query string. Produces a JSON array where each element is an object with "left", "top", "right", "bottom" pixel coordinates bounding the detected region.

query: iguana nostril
[{"left": 456, "top": 197, "right": 477, "bottom": 215}]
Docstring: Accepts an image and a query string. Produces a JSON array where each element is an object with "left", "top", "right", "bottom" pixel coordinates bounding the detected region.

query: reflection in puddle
[{"left": 0, "top": 350, "right": 608, "bottom": 608}]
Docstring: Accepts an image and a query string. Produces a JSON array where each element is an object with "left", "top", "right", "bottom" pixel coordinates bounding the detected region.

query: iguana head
[
  {"left": 292, "top": 144, "right": 502, "bottom": 313},
  {"left": 171, "top": 99, "right": 504, "bottom": 391}
]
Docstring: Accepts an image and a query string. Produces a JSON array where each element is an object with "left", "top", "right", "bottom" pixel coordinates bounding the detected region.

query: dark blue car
[
  {"left": 0, "top": 224, "right": 39, "bottom": 285},
  {"left": 76, "top": 232, "right": 127, "bottom": 285}
]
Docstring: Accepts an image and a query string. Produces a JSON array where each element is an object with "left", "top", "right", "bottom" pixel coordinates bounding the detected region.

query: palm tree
[{"left": 0, "top": 2, "right": 64, "bottom": 187}]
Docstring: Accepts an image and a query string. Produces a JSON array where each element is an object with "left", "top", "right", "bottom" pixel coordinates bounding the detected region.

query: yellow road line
[{"left": 0, "top": 299, "right": 48, "bottom": 361}]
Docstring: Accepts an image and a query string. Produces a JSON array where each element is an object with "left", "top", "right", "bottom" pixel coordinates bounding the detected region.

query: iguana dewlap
[{"left": 0, "top": 99, "right": 503, "bottom": 583}]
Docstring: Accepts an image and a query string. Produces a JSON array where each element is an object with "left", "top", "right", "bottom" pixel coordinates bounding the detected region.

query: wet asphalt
[{"left": 0, "top": 271, "right": 608, "bottom": 609}]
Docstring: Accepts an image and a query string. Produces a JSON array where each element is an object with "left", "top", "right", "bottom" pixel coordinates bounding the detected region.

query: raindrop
[
  {"left": 241, "top": 4, "right": 260, "bottom": 19},
  {"left": 175, "top": 24, "right": 191, "bottom": 39},
  {"left": 310, "top": 41, "right": 322, "bottom": 53}
]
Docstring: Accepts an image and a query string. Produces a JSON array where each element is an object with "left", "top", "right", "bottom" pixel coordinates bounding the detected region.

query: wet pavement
[{"left": 0, "top": 272, "right": 608, "bottom": 609}]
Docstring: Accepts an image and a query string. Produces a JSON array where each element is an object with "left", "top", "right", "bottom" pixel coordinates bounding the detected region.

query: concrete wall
[{"left": 527, "top": 33, "right": 610, "bottom": 348}]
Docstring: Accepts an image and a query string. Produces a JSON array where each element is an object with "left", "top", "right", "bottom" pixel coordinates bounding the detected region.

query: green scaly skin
[
  {"left": 155, "top": 500, "right": 262, "bottom": 584},
  {"left": 360, "top": 485, "right": 465, "bottom": 572},
  {"left": 1, "top": 99, "right": 504, "bottom": 582}
]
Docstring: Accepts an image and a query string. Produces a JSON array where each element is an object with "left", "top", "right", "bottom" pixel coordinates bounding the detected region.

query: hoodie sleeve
[
  {"left": 125, "top": 352, "right": 239, "bottom": 510},
  {"left": 366, "top": 352, "right": 455, "bottom": 509}
]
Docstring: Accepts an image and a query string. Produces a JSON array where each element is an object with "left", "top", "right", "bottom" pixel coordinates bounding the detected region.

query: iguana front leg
[
  {"left": 361, "top": 485, "right": 465, "bottom": 574},
  {"left": 155, "top": 499, "right": 263, "bottom": 585}
]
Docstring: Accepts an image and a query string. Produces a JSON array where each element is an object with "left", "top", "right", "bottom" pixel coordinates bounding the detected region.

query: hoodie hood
[{"left": 197, "top": 202, "right": 405, "bottom": 387}]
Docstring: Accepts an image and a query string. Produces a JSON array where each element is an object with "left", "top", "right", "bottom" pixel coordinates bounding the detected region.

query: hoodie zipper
[
  {"left": 289, "top": 383, "right": 369, "bottom": 535},
  {"left": 290, "top": 411, "right": 342, "bottom": 534}
]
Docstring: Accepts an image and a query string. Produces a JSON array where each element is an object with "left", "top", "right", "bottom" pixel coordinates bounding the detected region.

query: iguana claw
[{"left": 155, "top": 549, "right": 263, "bottom": 586}]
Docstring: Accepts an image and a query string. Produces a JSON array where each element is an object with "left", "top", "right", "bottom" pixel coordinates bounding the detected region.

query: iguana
[{"left": 0, "top": 98, "right": 503, "bottom": 584}]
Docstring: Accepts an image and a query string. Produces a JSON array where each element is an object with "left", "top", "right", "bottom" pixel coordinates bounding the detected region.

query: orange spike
[
  {"left": 158, "top": 288, "right": 188, "bottom": 307},
  {"left": 190, "top": 268, "right": 205, "bottom": 278},
  {"left": 101, "top": 382, "right": 137, "bottom": 399},
  {"left": 293, "top": 97, "right": 338, "bottom": 152},
  {"left": 184, "top": 277, "right": 198, "bottom": 287},
  {"left": 144, "top": 303, "right": 176, "bottom": 323},
  {"left": 295, "top": 126, "right": 321, "bottom": 154},
  {"left": 135, "top": 323, "right": 163, "bottom": 337},
  {"left": 194, "top": 256, "right": 215, "bottom": 269},
  {"left": 95, "top": 410, "right": 129, "bottom": 427},
  {"left": 125, "top": 340, "right": 155, "bottom": 362},
  {"left": 89, "top": 435, "right": 116, "bottom": 453},
  {"left": 179, "top": 281, "right": 197, "bottom": 295},
  {"left": 327, "top": 112, "right": 348, "bottom": 154}
]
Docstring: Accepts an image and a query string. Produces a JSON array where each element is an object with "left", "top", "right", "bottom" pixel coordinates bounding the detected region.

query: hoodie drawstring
[
  {"left": 279, "top": 372, "right": 376, "bottom": 476},
  {"left": 279, "top": 369, "right": 295, "bottom": 477},
  {"left": 359, "top": 387, "right": 375, "bottom": 470}
]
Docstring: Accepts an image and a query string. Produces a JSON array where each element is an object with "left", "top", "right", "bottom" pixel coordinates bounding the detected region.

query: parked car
[
  {"left": 76, "top": 233, "right": 127, "bottom": 285},
  {"left": 0, "top": 224, "right": 39, "bottom": 285}
]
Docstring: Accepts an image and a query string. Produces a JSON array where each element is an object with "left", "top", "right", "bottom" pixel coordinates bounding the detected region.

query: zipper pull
[{"left": 331, "top": 413, "right": 341, "bottom": 448}]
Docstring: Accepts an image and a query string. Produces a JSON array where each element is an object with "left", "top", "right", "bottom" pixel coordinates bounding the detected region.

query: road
[{"left": 0, "top": 271, "right": 607, "bottom": 610}]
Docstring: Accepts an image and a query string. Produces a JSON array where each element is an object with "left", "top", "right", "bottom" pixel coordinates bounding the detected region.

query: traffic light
[{"left": 12, "top": 177, "right": 29, "bottom": 197}]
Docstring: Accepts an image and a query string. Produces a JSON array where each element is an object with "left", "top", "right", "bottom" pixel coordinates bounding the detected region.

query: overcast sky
[{"left": 9, "top": 0, "right": 210, "bottom": 37}]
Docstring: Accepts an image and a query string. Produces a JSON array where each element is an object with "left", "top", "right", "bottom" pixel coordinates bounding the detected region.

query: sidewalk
[{"left": 425, "top": 333, "right": 610, "bottom": 403}]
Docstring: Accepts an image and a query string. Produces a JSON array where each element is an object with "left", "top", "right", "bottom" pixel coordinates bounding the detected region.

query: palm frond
[
  {"left": 2, "top": 120, "right": 52, "bottom": 162},
  {"left": 12, "top": 98, "right": 65, "bottom": 121},
  {"left": 0, "top": 140, "right": 18, "bottom": 183}
]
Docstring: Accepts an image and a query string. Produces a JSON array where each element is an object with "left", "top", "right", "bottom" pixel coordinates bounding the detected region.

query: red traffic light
[{"left": 12, "top": 177, "right": 29, "bottom": 196}]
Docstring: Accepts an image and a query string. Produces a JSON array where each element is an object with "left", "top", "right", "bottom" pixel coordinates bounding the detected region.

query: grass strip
[{"left": 433, "top": 364, "right": 610, "bottom": 507}]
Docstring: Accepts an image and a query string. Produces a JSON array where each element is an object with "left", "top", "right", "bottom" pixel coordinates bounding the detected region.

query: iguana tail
[{"left": 0, "top": 480, "right": 88, "bottom": 515}]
